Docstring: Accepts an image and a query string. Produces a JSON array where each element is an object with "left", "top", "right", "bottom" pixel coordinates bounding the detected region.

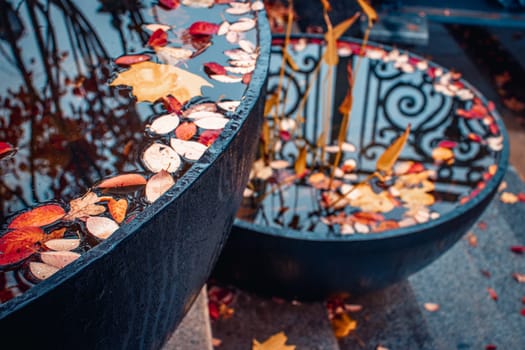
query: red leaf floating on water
[
  {"left": 8, "top": 204, "right": 65, "bottom": 229},
  {"left": 198, "top": 130, "right": 221, "bottom": 146},
  {"left": 175, "top": 122, "right": 197, "bottom": 141},
  {"left": 485, "top": 345, "right": 497, "bottom": 350},
  {"left": 208, "top": 301, "right": 220, "bottom": 320},
  {"left": 0, "top": 142, "right": 14, "bottom": 157},
  {"left": 96, "top": 173, "right": 147, "bottom": 189},
  {"left": 517, "top": 193, "right": 525, "bottom": 202},
  {"left": 158, "top": 0, "right": 180, "bottom": 9},
  {"left": 188, "top": 21, "right": 219, "bottom": 36},
  {"left": 242, "top": 72, "right": 252, "bottom": 84},
  {"left": 521, "top": 308, "right": 525, "bottom": 317},
  {"left": 115, "top": 54, "right": 151, "bottom": 66},
  {"left": 467, "top": 133, "right": 482, "bottom": 143},
  {"left": 148, "top": 29, "right": 168, "bottom": 47},
  {"left": 163, "top": 95, "right": 183, "bottom": 114},
  {"left": 438, "top": 140, "right": 457, "bottom": 149},
  {"left": 0, "top": 227, "right": 45, "bottom": 266},
  {"left": 510, "top": 245, "right": 525, "bottom": 254},
  {"left": 203, "top": 62, "right": 227, "bottom": 76}
]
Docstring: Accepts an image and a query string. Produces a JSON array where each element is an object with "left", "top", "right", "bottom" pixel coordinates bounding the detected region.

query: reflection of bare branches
[{"left": 0, "top": 0, "right": 149, "bottom": 218}]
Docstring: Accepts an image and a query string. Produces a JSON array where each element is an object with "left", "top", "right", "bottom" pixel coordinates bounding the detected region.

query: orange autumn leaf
[
  {"left": 331, "top": 312, "right": 357, "bottom": 339},
  {"left": 175, "top": 122, "right": 198, "bottom": 141},
  {"left": 320, "top": 0, "right": 332, "bottom": 11},
  {"left": 8, "top": 204, "right": 65, "bottom": 229},
  {"left": 376, "top": 124, "right": 411, "bottom": 175},
  {"left": 294, "top": 146, "right": 308, "bottom": 176},
  {"left": 252, "top": 332, "right": 296, "bottom": 350},
  {"left": 96, "top": 173, "right": 147, "bottom": 189},
  {"left": 0, "top": 227, "right": 45, "bottom": 266},
  {"left": 110, "top": 61, "right": 212, "bottom": 103},
  {"left": 108, "top": 198, "right": 128, "bottom": 224}
]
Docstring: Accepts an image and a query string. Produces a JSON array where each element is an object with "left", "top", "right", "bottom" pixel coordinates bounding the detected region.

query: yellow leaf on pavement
[{"left": 252, "top": 332, "right": 296, "bottom": 350}]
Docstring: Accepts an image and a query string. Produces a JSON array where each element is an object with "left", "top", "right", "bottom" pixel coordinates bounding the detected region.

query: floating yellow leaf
[
  {"left": 110, "top": 61, "right": 212, "bottom": 103},
  {"left": 294, "top": 146, "right": 307, "bottom": 176},
  {"left": 252, "top": 332, "right": 296, "bottom": 350},
  {"left": 376, "top": 124, "right": 411, "bottom": 175},
  {"left": 331, "top": 312, "right": 357, "bottom": 339}
]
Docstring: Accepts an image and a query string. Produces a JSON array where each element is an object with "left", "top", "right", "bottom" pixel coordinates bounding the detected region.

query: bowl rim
[
  {"left": 0, "top": 6, "right": 272, "bottom": 315},
  {"left": 234, "top": 33, "right": 509, "bottom": 243}
]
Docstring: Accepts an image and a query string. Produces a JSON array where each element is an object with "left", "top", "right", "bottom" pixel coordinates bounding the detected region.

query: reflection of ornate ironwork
[{"left": 267, "top": 36, "right": 502, "bottom": 202}]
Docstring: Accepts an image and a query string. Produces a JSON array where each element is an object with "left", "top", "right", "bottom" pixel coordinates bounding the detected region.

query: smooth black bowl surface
[
  {"left": 0, "top": 3, "right": 270, "bottom": 348},
  {"left": 212, "top": 35, "right": 509, "bottom": 301}
]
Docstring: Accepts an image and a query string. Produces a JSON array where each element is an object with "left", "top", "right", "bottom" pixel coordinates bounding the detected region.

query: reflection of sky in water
[{"left": 0, "top": 1, "right": 255, "bottom": 221}]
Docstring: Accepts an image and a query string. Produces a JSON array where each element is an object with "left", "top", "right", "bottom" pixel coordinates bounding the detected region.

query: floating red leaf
[
  {"left": 175, "top": 122, "right": 197, "bottom": 140},
  {"left": 510, "top": 245, "right": 525, "bottom": 254},
  {"left": 438, "top": 140, "right": 457, "bottom": 149},
  {"left": 0, "top": 227, "right": 45, "bottom": 266},
  {"left": 158, "top": 0, "right": 179, "bottom": 9},
  {"left": 204, "top": 62, "right": 227, "bottom": 76},
  {"left": 114, "top": 54, "right": 151, "bottom": 66},
  {"left": 163, "top": 95, "right": 183, "bottom": 114},
  {"left": 8, "top": 204, "right": 65, "bottom": 229},
  {"left": 0, "top": 141, "right": 14, "bottom": 159},
  {"left": 96, "top": 173, "right": 147, "bottom": 189},
  {"left": 148, "top": 29, "right": 168, "bottom": 47},
  {"left": 199, "top": 129, "right": 221, "bottom": 146},
  {"left": 188, "top": 21, "right": 219, "bottom": 36},
  {"left": 242, "top": 72, "right": 252, "bottom": 84},
  {"left": 518, "top": 193, "right": 525, "bottom": 202},
  {"left": 485, "top": 344, "right": 497, "bottom": 350}
]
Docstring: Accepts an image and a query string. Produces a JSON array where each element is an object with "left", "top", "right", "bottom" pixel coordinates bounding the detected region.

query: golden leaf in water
[
  {"left": 323, "top": 27, "right": 339, "bottom": 66},
  {"left": 294, "top": 145, "right": 308, "bottom": 176},
  {"left": 110, "top": 61, "right": 212, "bottom": 103},
  {"left": 252, "top": 332, "right": 296, "bottom": 350},
  {"left": 358, "top": 0, "right": 378, "bottom": 27},
  {"left": 376, "top": 124, "right": 411, "bottom": 175}
]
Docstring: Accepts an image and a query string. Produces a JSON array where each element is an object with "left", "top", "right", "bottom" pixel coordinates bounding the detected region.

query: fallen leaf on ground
[
  {"left": 252, "top": 332, "right": 296, "bottom": 350},
  {"left": 331, "top": 312, "right": 357, "bottom": 339}
]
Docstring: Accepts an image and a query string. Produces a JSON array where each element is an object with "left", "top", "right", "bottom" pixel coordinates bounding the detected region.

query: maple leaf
[
  {"left": 331, "top": 312, "right": 357, "bottom": 339},
  {"left": 252, "top": 332, "right": 295, "bottom": 350},
  {"left": 110, "top": 61, "right": 212, "bottom": 103},
  {"left": 64, "top": 192, "right": 106, "bottom": 221}
]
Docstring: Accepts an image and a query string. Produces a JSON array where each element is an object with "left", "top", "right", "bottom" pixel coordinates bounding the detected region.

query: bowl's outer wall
[
  {"left": 213, "top": 185, "right": 498, "bottom": 301},
  {"left": 0, "top": 29, "right": 269, "bottom": 350}
]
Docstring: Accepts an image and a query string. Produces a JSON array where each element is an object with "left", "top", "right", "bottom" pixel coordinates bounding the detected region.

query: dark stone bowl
[
  {"left": 212, "top": 34, "right": 509, "bottom": 301},
  {"left": 0, "top": 13, "right": 270, "bottom": 350}
]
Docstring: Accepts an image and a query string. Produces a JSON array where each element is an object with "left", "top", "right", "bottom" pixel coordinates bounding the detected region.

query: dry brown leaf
[
  {"left": 110, "top": 61, "right": 212, "bottom": 103},
  {"left": 40, "top": 251, "right": 81, "bottom": 269},
  {"left": 145, "top": 170, "right": 175, "bottom": 203},
  {"left": 64, "top": 192, "right": 106, "bottom": 221},
  {"left": 376, "top": 124, "right": 411, "bottom": 175},
  {"left": 29, "top": 262, "right": 59, "bottom": 280},
  {"left": 252, "top": 332, "right": 296, "bottom": 350},
  {"left": 44, "top": 238, "right": 81, "bottom": 251},
  {"left": 86, "top": 216, "right": 119, "bottom": 240}
]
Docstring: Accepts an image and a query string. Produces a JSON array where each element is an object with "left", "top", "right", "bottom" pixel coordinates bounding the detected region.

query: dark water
[
  {"left": 238, "top": 39, "right": 505, "bottom": 236},
  {"left": 0, "top": 0, "right": 258, "bottom": 302}
]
